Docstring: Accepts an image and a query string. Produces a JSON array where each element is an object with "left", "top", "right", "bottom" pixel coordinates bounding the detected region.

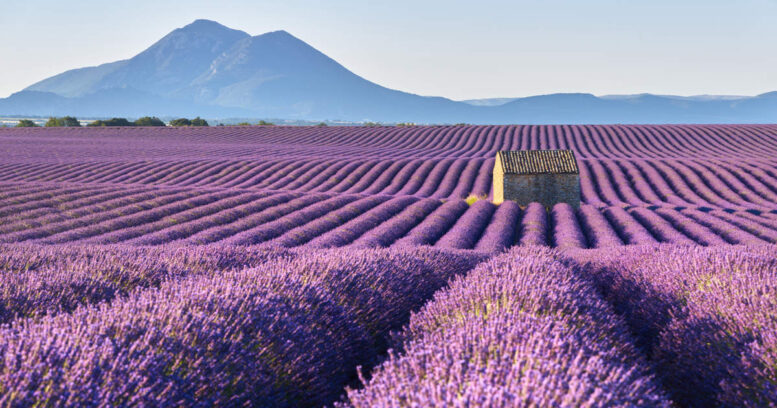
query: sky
[{"left": 1, "top": 0, "right": 776, "bottom": 100}]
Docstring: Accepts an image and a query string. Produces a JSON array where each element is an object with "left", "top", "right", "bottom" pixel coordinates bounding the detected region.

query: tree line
[
  {"left": 15, "top": 116, "right": 213, "bottom": 127},
  {"left": 14, "top": 118, "right": 421, "bottom": 128}
]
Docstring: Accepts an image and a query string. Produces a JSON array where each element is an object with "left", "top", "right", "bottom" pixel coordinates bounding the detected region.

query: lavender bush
[
  {"left": 0, "top": 243, "right": 291, "bottom": 325},
  {"left": 568, "top": 244, "right": 777, "bottom": 407},
  {"left": 344, "top": 247, "right": 670, "bottom": 407},
  {"left": 473, "top": 200, "right": 522, "bottom": 253},
  {"left": 0, "top": 246, "right": 485, "bottom": 407},
  {"left": 517, "top": 202, "right": 548, "bottom": 246}
]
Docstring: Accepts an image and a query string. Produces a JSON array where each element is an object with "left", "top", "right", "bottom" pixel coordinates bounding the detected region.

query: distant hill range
[{"left": 2, "top": 19, "right": 776, "bottom": 124}]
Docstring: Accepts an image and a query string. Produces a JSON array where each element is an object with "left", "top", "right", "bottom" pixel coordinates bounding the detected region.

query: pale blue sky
[{"left": 1, "top": 0, "right": 776, "bottom": 100}]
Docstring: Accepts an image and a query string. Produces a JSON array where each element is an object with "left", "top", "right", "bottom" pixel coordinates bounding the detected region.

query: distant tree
[
  {"left": 88, "top": 118, "right": 135, "bottom": 127},
  {"left": 256, "top": 120, "right": 274, "bottom": 126},
  {"left": 169, "top": 118, "right": 192, "bottom": 126},
  {"left": 454, "top": 123, "right": 469, "bottom": 126},
  {"left": 134, "top": 116, "right": 165, "bottom": 126},
  {"left": 235, "top": 122, "right": 252, "bottom": 126},
  {"left": 316, "top": 122, "right": 328, "bottom": 127},
  {"left": 364, "top": 122, "right": 380, "bottom": 127},
  {"left": 15, "top": 119, "right": 38, "bottom": 127},
  {"left": 396, "top": 122, "right": 416, "bottom": 127},
  {"left": 65, "top": 117, "right": 82, "bottom": 127},
  {"left": 45, "top": 116, "right": 81, "bottom": 127},
  {"left": 190, "top": 117, "right": 209, "bottom": 127}
]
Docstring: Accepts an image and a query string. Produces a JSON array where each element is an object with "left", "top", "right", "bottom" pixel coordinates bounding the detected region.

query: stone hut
[{"left": 492, "top": 150, "right": 580, "bottom": 208}]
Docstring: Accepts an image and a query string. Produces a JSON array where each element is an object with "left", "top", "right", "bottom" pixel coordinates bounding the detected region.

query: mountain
[
  {"left": 3, "top": 19, "right": 776, "bottom": 124},
  {"left": 483, "top": 92, "right": 777, "bottom": 123},
  {"left": 459, "top": 97, "right": 519, "bottom": 107},
  {"left": 11, "top": 19, "right": 469, "bottom": 122},
  {"left": 25, "top": 20, "right": 250, "bottom": 98}
]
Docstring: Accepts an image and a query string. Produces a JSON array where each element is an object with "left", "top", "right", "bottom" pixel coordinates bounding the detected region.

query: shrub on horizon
[
  {"left": 15, "top": 119, "right": 38, "bottom": 127},
  {"left": 169, "top": 117, "right": 208, "bottom": 126},
  {"left": 134, "top": 116, "right": 165, "bottom": 126},
  {"left": 88, "top": 118, "right": 135, "bottom": 127},
  {"left": 170, "top": 118, "right": 190, "bottom": 126},
  {"left": 44, "top": 116, "right": 81, "bottom": 127},
  {"left": 190, "top": 117, "right": 209, "bottom": 126}
]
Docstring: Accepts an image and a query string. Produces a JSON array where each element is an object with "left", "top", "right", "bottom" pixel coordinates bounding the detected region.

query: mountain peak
[
  {"left": 179, "top": 19, "right": 247, "bottom": 36},
  {"left": 190, "top": 18, "right": 220, "bottom": 25}
]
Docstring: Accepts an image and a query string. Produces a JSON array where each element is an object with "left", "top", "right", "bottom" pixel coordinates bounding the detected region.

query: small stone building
[{"left": 492, "top": 150, "right": 580, "bottom": 208}]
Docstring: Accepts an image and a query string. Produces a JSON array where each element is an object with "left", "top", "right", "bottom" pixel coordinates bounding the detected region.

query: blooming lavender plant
[
  {"left": 0, "top": 246, "right": 485, "bottom": 407},
  {"left": 434, "top": 200, "right": 495, "bottom": 249},
  {"left": 306, "top": 196, "right": 418, "bottom": 248},
  {"left": 344, "top": 247, "right": 670, "bottom": 407},
  {"left": 551, "top": 202, "right": 587, "bottom": 248},
  {"left": 517, "top": 202, "right": 548, "bottom": 246},
  {"left": 0, "top": 243, "right": 291, "bottom": 325},
  {"left": 393, "top": 200, "right": 469, "bottom": 247},
  {"left": 350, "top": 198, "right": 441, "bottom": 248},
  {"left": 473, "top": 200, "right": 522, "bottom": 253},
  {"left": 568, "top": 244, "right": 777, "bottom": 407}
]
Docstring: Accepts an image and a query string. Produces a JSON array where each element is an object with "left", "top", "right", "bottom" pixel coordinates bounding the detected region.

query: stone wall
[
  {"left": 492, "top": 155, "right": 505, "bottom": 203},
  {"left": 500, "top": 173, "right": 580, "bottom": 208}
]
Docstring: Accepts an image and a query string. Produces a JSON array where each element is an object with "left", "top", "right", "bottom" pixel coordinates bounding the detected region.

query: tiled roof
[{"left": 497, "top": 150, "right": 579, "bottom": 174}]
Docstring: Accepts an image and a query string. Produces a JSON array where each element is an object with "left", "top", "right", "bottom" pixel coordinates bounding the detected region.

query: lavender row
[
  {"left": 80, "top": 192, "right": 264, "bottom": 244},
  {"left": 473, "top": 200, "right": 522, "bottom": 253},
  {"left": 350, "top": 198, "right": 441, "bottom": 248},
  {"left": 681, "top": 208, "right": 767, "bottom": 245},
  {"left": 0, "top": 243, "right": 290, "bottom": 325},
  {"left": 4, "top": 125, "right": 777, "bottom": 161},
  {"left": 344, "top": 247, "right": 669, "bottom": 407},
  {"left": 710, "top": 210, "right": 777, "bottom": 242},
  {"left": 568, "top": 245, "right": 777, "bottom": 407},
  {"left": 2, "top": 178, "right": 774, "bottom": 249},
  {"left": 434, "top": 200, "right": 495, "bottom": 250},
  {"left": 126, "top": 192, "right": 296, "bottom": 245},
  {"left": 180, "top": 192, "right": 318, "bottom": 244},
  {"left": 0, "top": 246, "right": 485, "bottom": 407},
  {"left": 551, "top": 203, "right": 587, "bottom": 248},
  {"left": 517, "top": 202, "right": 548, "bottom": 246},
  {"left": 0, "top": 185, "right": 133, "bottom": 227},
  {"left": 393, "top": 200, "right": 469, "bottom": 246},
  {"left": 0, "top": 190, "right": 200, "bottom": 243},
  {"left": 0, "top": 185, "right": 106, "bottom": 218},
  {"left": 40, "top": 191, "right": 239, "bottom": 244},
  {"left": 603, "top": 206, "right": 658, "bottom": 245},
  {"left": 628, "top": 207, "right": 695, "bottom": 244},
  {"left": 252, "top": 195, "right": 385, "bottom": 247},
  {"left": 5, "top": 132, "right": 777, "bottom": 208},
  {"left": 653, "top": 208, "right": 729, "bottom": 246},
  {"left": 306, "top": 196, "right": 419, "bottom": 248},
  {"left": 0, "top": 186, "right": 157, "bottom": 235}
]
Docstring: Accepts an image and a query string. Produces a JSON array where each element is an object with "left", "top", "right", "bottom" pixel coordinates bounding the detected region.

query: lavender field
[{"left": 0, "top": 125, "right": 775, "bottom": 407}]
